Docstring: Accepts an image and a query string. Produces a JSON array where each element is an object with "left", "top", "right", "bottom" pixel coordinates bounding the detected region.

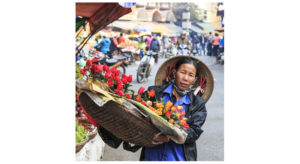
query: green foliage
[{"left": 76, "top": 121, "right": 88, "bottom": 143}]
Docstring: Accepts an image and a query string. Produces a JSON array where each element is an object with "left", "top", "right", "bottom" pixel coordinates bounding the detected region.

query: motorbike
[
  {"left": 136, "top": 50, "right": 156, "bottom": 83},
  {"left": 190, "top": 46, "right": 199, "bottom": 56},
  {"left": 178, "top": 44, "right": 190, "bottom": 56}
]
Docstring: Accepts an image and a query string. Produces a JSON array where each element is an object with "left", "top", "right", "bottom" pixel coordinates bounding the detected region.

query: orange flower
[
  {"left": 175, "top": 113, "right": 181, "bottom": 119},
  {"left": 179, "top": 120, "right": 187, "bottom": 126},
  {"left": 147, "top": 89, "right": 155, "bottom": 97},
  {"left": 177, "top": 106, "right": 183, "bottom": 111},
  {"left": 182, "top": 117, "right": 187, "bottom": 121},
  {"left": 168, "top": 119, "right": 175, "bottom": 124},
  {"left": 171, "top": 106, "right": 177, "bottom": 112},
  {"left": 136, "top": 96, "right": 142, "bottom": 102},
  {"left": 148, "top": 106, "right": 156, "bottom": 111},
  {"left": 180, "top": 111, "right": 186, "bottom": 117}
]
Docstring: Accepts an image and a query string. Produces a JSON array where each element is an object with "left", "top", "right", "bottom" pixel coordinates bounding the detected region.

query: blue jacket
[
  {"left": 149, "top": 39, "right": 160, "bottom": 52},
  {"left": 94, "top": 38, "right": 111, "bottom": 54}
]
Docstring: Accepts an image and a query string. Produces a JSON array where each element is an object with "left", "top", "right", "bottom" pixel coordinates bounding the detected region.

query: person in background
[
  {"left": 191, "top": 33, "right": 199, "bottom": 54},
  {"left": 118, "top": 33, "right": 125, "bottom": 44},
  {"left": 206, "top": 32, "right": 213, "bottom": 56},
  {"left": 138, "top": 37, "right": 146, "bottom": 60},
  {"left": 149, "top": 35, "right": 160, "bottom": 64},
  {"left": 218, "top": 35, "right": 224, "bottom": 63},
  {"left": 94, "top": 35, "right": 111, "bottom": 55},
  {"left": 212, "top": 33, "right": 220, "bottom": 63},
  {"left": 145, "top": 34, "right": 153, "bottom": 51},
  {"left": 199, "top": 33, "right": 207, "bottom": 56},
  {"left": 177, "top": 33, "right": 191, "bottom": 55},
  {"left": 108, "top": 34, "right": 119, "bottom": 57}
]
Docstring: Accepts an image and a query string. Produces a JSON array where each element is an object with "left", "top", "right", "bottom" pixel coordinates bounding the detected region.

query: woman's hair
[
  {"left": 175, "top": 58, "right": 199, "bottom": 77},
  {"left": 215, "top": 33, "right": 219, "bottom": 36}
]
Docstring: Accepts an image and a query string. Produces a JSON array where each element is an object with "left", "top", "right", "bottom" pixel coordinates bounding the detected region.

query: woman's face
[{"left": 175, "top": 63, "right": 197, "bottom": 91}]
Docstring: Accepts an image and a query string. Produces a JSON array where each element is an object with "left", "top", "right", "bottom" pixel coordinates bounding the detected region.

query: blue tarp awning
[{"left": 194, "top": 22, "right": 215, "bottom": 32}]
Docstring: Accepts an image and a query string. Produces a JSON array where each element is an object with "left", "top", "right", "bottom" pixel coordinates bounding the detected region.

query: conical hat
[{"left": 155, "top": 56, "right": 214, "bottom": 102}]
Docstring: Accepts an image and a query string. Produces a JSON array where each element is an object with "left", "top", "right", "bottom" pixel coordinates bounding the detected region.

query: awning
[
  {"left": 195, "top": 22, "right": 215, "bottom": 32},
  {"left": 76, "top": 3, "right": 132, "bottom": 32},
  {"left": 190, "top": 25, "right": 205, "bottom": 34}
]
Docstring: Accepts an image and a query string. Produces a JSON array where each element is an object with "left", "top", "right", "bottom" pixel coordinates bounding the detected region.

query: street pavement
[{"left": 101, "top": 55, "right": 224, "bottom": 161}]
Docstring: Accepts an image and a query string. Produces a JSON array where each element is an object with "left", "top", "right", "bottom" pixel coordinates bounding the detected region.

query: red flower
[
  {"left": 142, "top": 101, "right": 147, "bottom": 106},
  {"left": 111, "top": 73, "right": 116, "bottom": 80},
  {"left": 86, "top": 60, "right": 92, "bottom": 66},
  {"left": 115, "top": 76, "right": 121, "bottom": 84},
  {"left": 84, "top": 66, "right": 87, "bottom": 70},
  {"left": 147, "top": 89, "right": 155, "bottom": 97},
  {"left": 117, "top": 84, "right": 123, "bottom": 90},
  {"left": 115, "top": 69, "right": 120, "bottom": 76},
  {"left": 103, "top": 64, "right": 109, "bottom": 72},
  {"left": 95, "top": 64, "right": 103, "bottom": 74},
  {"left": 165, "top": 111, "right": 172, "bottom": 118},
  {"left": 107, "top": 79, "right": 114, "bottom": 87},
  {"left": 118, "top": 91, "right": 124, "bottom": 97},
  {"left": 183, "top": 123, "right": 189, "bottom": 130},
  {"left": 127, "top": 75, "right": 132, "bottom": 83},
  {"left": 92, "top": 58, "right": 100, "bottom": 63},
  {"left": 80, "top": 69, "right": 86, "bottom": 75},
  {"left": 111, "top": 67, "right": 117, "bottom": 74},
  {"left": 126, "top": 94, "right": 132, "bottom": 99},
  {"left": 122, "top": 74, "right": 127, "bottom": 80},
  {"left": 114, "top": 88, "right": 120, "bottom": 94},
  {"left": 138, "top": 87, "right": 145, "bottom": 95},
  {"left": 136, "top": 96, "right": 142, "bottom": 102},
  {"left": 122, "top": 78, "right": 128, "bottom": 85},
  {"left": 105, "top": 71, "right": 111, "bottom": 79}
]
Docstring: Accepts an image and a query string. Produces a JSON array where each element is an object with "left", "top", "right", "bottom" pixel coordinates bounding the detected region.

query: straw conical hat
[{"left": 155, "top": 56, "right": 214, "bottom": 102}]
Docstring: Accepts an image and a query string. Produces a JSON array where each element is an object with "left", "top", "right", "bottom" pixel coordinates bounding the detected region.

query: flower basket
[
  {"left": 79, "top": 90, "right": 161, "bottom": 147},
  {"left": 155, "top": 56, "right": 214, "bottom": 102}
]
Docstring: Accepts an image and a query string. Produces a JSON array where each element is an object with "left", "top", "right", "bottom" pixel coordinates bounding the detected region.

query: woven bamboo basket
[
  {"left": 79, "top": 90, "right": 161, "bottom": 147},
  {"left": 155, "top": 56, "right": 214, "bottom": 102},
  {"left": 75, "top": 135, "right": 89, "bottom": 153}
]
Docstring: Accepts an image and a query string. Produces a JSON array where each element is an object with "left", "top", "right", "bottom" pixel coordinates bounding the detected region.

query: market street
[{"left": 101, "top": 55, "right": 224, "bottom": 161}]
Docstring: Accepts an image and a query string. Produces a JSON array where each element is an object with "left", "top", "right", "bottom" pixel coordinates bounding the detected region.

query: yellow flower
[
  {"left": 165, "top": 101, "right": 173, "bottom": 108},
  {"left": 156, "top": 103, "right": 163, "bottom": 108},
  {"left": 177, "top": 106, "right": 183, "bottom": 111}
]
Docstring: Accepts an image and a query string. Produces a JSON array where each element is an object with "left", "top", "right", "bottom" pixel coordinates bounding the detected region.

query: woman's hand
[{"left": 153, "top": 134, "right": 170, "bottom": 143}]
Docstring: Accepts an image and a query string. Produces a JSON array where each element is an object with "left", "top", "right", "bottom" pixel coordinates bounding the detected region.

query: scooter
[
  {"left": 190, "top": 46, "right": 199, "bottom": 56},
  {"left": 136, "top": 50, "right": 156, "bottom": 83},
  {"left": 178, "top": 44, "right": 189, "bottom": 56}
]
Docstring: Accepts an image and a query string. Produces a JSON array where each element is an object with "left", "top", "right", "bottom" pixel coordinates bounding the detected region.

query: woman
[
  {"left": 212, "top": 33, "right": 220, "bottom": 60},
  {"left": 98, "top": 57, "right": 207, "bottom": 161}
]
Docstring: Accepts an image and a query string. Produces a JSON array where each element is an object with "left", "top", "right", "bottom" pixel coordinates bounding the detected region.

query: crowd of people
[{"left": 88, "top": 30, "right": 224, "bottom": 64}]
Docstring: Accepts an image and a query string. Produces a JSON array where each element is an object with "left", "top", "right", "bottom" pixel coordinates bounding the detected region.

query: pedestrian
[
  {"left": 145, "top": 34, "right": 153, "bottom": 51},
  {"left": 212, "top": 33, "right": 220, "bottom": 63},
  {"left": 94, "top": 34, "right": 111, "bottom": 55},
  {"left": 199, "top": 33, "right": 207, "bottom": 56},
  {"left": 206, "top": 32, "right": 213, "bottom": 56},
  {"left": 191, "top": 34, "right": 199, "bottom": 55},
  {"left": 138, "top": 37, "right": 146, "bottom": 60},
  {"left": 118, "top": 33, "right": 125, "bottom": 44},
  {"left": 218, "top": 35, "right": 224, "bottom": 63},
  {"left": 97, "top": 57, "right": 207, "bottom": 161},
  {"left": 149, "top": 35, "right": 160, "bottom": 64}
]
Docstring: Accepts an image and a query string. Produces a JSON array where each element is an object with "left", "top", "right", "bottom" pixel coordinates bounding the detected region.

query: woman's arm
[{"left": 184, "top": 101, "right": 207, "bottom": 144}]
